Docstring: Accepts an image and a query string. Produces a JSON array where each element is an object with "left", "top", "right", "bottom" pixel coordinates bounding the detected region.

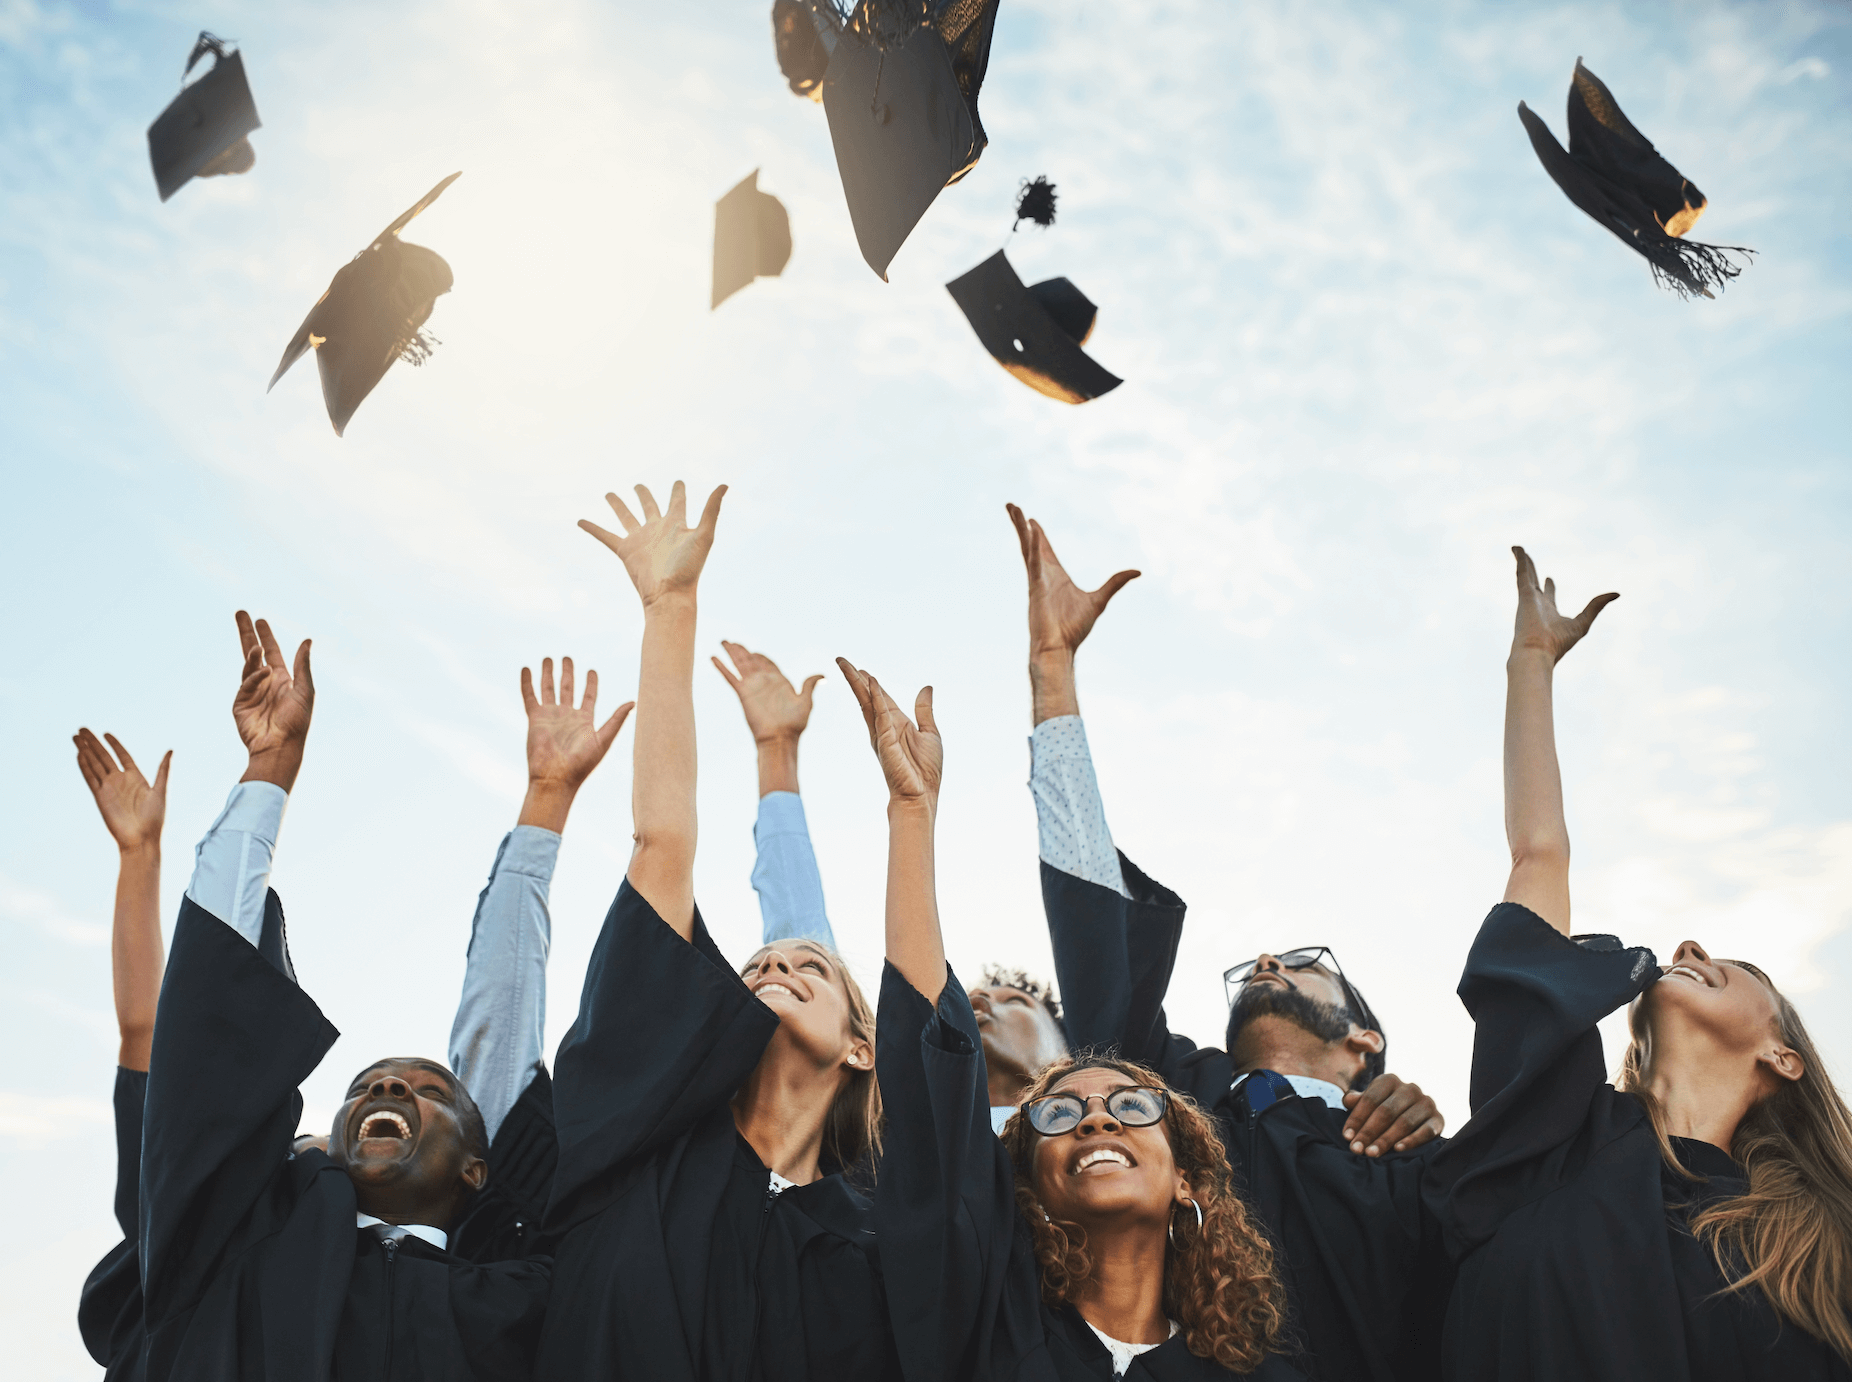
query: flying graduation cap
[
  {"left": 268, "top": 173, "right": 461, "bottom": 436},
  {"left": 946, "top": 178, "right": 1121, "bottom": 405},
  {"left": 1519, "top": 59, "right": 1750, "bottom": 299},
  {"left": 713, "top": 170, "right": 793, "bottom": 309},
  {"left": 774, "top": 1, "right": 998, "bottom": 279},
  {"left": 147, "top": 33, "right": 261, "bottom": 202}
]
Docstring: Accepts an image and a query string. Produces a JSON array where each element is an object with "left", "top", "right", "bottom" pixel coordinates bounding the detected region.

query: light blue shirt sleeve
[
  {"left": 448, "top": 826, "right": 558, "bottom": 1145},
  {"left": 751, "top": 790, "right": 835, "bottom": 948},
  {"left": 185, "top": 781, "right": 289, "bottom": 947},
  {"left": 1028, "top": 715, "right": 1131, "bottom": 899}
]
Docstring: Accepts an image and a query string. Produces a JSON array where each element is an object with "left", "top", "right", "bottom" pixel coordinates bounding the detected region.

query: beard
[{"left": 1227, "top": 980, "right": 1353, "bottom": 1052}]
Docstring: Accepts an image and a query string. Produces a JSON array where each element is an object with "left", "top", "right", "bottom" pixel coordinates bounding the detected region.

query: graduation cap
[
  {"left": 1519, "top": 59, "right": 1750, "bottom": 299},
  {"left": 815, "top": 0, "right": 998, "bottom": 279},
  {"left": 712, "top": 170, "right": 793, "bottom": 309},
  {"left": 772, "top": 0, "right": 837, "bottom": 99},
  {"left": 147, "top": 33, "right": 261, "bottom": 202},
  {"left": 268, "top": 173, "right": 460, "bottom": 437},
  {"left": 947, "top": 252, "right": 1121, "bottom": 404}
]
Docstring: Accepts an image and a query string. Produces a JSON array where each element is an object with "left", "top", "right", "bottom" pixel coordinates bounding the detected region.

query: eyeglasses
[
  {"left": 1222, "top": 947, "right": 1380, "bottom": 1037},
  {"left": 1022, "top": 1086, "right": 1169, "bottom": 1137}
]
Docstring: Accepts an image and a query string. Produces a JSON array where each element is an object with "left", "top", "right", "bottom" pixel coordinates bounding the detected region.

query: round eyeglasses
[{"left": 1022, "top": 1086, "right": 1170, "bottom": 1137}]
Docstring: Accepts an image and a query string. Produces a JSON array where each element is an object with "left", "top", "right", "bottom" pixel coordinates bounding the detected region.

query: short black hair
[
  {"left": 980, "top": 964, "right": 1068, "bottom": 1046},
  {"left": 348, "top": 1058, "right": 489, "bottom": 1163}
]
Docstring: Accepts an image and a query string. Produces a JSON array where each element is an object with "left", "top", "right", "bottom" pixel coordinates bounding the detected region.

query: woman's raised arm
[
  {"left": 579, "top": 480, "right": 725, "bottom": 938},
  {"left": 1501, "top": 546, "right": 1617, "bottom": 936},
  {"left": 837, "top": 659, "right": 945, "bottom": 1003}
]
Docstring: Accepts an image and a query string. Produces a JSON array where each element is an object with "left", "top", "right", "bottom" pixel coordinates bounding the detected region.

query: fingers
[
  {"left": 578, "top": 518, "right": 625, "bottom": 554},
  {"left": 235, "top": 609, "right": 259, "bottom": 660},
  {"left": 1341, "top": 1074, "right": 1410, "bottom": 1149},
  {"left": 254, "top": 618, "right": 285, "bottom": 670},
  {"left": 665, "top": 480, "right": 687, "bottom": 525},
  {"left": 595, "top": 700, "right": 636, "bottom": 753},
  {"left": 1543, "top": 576, "right": 1557, "bottom": 611},
  {"left": 152, "top": 750, "right": 173, "bottom": 799},
  {"left": 1028, "top": 519, "right": 1053, "bottom": 580},
  {"left": 1395, "top": 1114, "right": 1447, "bottom": 1152},
  {"left": 559, "top": 656, "right": 577, "bottom": 708},
  {"left": 1512, "top": 546, "right": 1537, "bottom": 591},
  {"left": 73, "top": 730, "right": 106, "bottom": 791},
  {"left": 835, "top": 657, "right": 876, "bottom": 735},
  {"left": 914, "top": 685, "right": 937, "bottom": 738},
  {"left": 1574, "top": 591, "right": 1621, "bottom": 634},
  {"left": 602, "top": 491, "right": 643, "bottom": 534},
  {"left": 1006, "top": 503, "right": 1033, "bottom": 566},
  {"left": 103, "top": 732, "right": 138, "bottom": 778},
  {"left": 1094, "top": 569, "right": 1142, "bottom": 606},
  {"left": 636, "top": 484, "right": 662, "bottom": 522},
  {"left": 520, "top": 665, "right": 539, "bottom": 714},
  {"left": 292, "top": 639, "right": 314, "bottom": 698},
  {"left": 580, "top": 666, "right": 597, "bottom": 715},
  {"left": 711, "top": 654, "right": 744, "bottom": 693},
  {"left": 539, "top": 656, "right": 557, "bottom": 706},
  {"left": 799, "top": 674, "right": 824, "bottom": 704},
  {"left": 696, "top": 483, "right": 727, "bottom": 537}
]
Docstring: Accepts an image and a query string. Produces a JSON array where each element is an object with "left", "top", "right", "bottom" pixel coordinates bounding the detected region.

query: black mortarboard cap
[
  {"left": 712, "top": 170, "right": 794, "bottom": 310},
  {"left": 268, "top": 173, "right": 461, "bottom": 437},
  {"left": 820, "top": 0, "right": 996, "bottom": 279},
  {"left": 147, "top": 33, "right": 261, "bottom": 203},
  {"left": 1519, "top": 59, "right": 1749, "bottom": 298},
  {"left": 946, "top": 251, "right": 1120, "bottom": 404}
]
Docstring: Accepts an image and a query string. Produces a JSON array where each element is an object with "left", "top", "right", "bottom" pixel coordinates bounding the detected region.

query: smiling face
[
  {"left": 1028, "top": 1067, "right": 1190, "bottom": 1236},
  {"left": 740, "top": 942, "right": 871, "bottom": 1072},
  {"left": 1631, "top": 941, "right": 1802, "bottom": 1091},
  {"left": 327, "top": 1057, "right": 487, "bottom": 1228},
  {"left": 969, "top": 983, "right": 1067, "bottom": 1085}
]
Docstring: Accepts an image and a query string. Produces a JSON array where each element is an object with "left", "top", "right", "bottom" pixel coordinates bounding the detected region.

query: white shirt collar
[
  {"left": 1232, "top": 1070, "right": 1350, "bottom": 1112},
  {"left": 356, "top": 1212, "right": 448, "bottom": 1251}
]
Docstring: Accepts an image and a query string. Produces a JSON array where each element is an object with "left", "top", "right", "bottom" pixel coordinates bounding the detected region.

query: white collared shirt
[
  {"left": 355, "top": 1212, "right": 448, "bottom": 1251},
  {"left": 1231, "top": 1070, "right": 1350, "bottom": 1111},
  {"left": 1086, "top": 1318, "right": 1180, "bottom": 1377}
]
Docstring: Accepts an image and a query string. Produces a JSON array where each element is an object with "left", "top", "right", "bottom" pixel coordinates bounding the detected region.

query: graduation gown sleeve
[
  {"left": 1426, "top": 902, "right": 1658, "bottom": 1258},
  {"left": 79, "top": 1066, "right": 149, "bottom": 1373},
  {"left": 138, "top": 891, "right": 340, "bottom": 1336},
  {"left": 545, "top": 877, "right": 780, "bottom": 1225}
]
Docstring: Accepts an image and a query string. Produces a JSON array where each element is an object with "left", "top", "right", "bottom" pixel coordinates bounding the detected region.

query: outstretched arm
[
  {"left": 450, "top": 657, "right": 631, "bottom": 1143},
  {"left": 838, "top": 660, "right": 944, "bottom": 1003},
  {"left": 187, "top": 611, "right": 314, "bottom": 945},
  {"left": 1008, "top": 503, "right": 1139, "bottom": 897},
  {"left": 714, "top": 640, "right": 834, "bottom": 945},
  {"left": 1501, "top": 547, "right": 1618, "bottom": 936},
  {"left": 580, "top": 481, "right": 726, "bottom": 938},
  {"left": 74, "top": 730, "right": 171, "bottom": 1070}
]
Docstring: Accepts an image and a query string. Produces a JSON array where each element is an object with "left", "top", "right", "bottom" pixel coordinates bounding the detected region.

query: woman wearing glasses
[{"left": 1429, "top": 548, "right": 1852, "bottom": 1380}]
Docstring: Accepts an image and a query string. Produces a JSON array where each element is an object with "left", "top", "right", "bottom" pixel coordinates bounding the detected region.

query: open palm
[
  {"left": 522, "top": 656, "right": 631, "bottom": 790},
  {"left": 1511, "top": 547, "right": 1618, "bottom": 665},
  {"left": 73, "top": 729, "right": 170, "bottom": 852},
  {"left": 579, "top": 481, "right": 727, "bottom": 608},
  {"left": 837, "top": 660, "right": 942, "bottom": 805},
  {"left": 713, "top": 641, "right": 822, "bottom": 744},
  {"left": 1008, "top": 503, "right": 1139, "bottom": 658},
  {"left": 231, "top": 611, "right": 314, "bottom": 758}
]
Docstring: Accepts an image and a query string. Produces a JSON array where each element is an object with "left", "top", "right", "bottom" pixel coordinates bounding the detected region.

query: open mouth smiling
[
  {"left": 1662, "top": 964, "right": 1712, "bottom": 988},
  {"left": 1070, "top": 1145, "right": 1135, "bottom": 1175},
  {"left": 754, "top": 980, "right": 805, "bottom": 1003}
]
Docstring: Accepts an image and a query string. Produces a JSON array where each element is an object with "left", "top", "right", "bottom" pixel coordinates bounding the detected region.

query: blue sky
[{"left": 3, "top": 1, "right": 1849, "bottom": 1373}]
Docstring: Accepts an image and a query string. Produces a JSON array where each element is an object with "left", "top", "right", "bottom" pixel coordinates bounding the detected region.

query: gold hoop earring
[{"left": 1167, "top": 1198, "right": 1203, "bottom": 1247}]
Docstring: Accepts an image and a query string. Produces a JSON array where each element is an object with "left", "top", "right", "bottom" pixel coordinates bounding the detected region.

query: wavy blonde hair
[
  {"left": 1000, "top": 1056, "right": 1288, "bottom": 1372},
  {"left": 1620, "top": 965, "right": 1852, "bottom": 1363}
]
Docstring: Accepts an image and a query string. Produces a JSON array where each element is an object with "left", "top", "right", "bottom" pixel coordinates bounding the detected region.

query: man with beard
[
  {"left": 137, "top": 612, "right": 549, "bottom": 1382},
  {"left": 1008, "top": 505, "right": 1451, "bottom": 1382}
]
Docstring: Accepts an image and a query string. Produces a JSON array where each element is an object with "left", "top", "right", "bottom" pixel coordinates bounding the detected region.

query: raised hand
[
  {"left": 73, "top": 729, "right": 170, "bottom": 853},
  {"left": 1007, "top": 502, "right": 1140, "bottom": 659},
  {"left": 579, "top": 481, "right": 727, "bottom": 609},
  {"left": 519, "top": 657, "right": 634, "bottom": 833},
  {"left": 231, "top": 610, "right": 314, "bottom": 791},
  {"left": 713, "top": 641, "right": 823, "bottom": 746},
  {"left": 836, "top": 660, "right": 942, "bottom": 808},
  {"left": 1510, "top": 546, "right": 1618, "bottom": 665}
]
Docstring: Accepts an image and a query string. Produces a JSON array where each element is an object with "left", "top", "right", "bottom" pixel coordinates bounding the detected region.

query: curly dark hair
[
  {"left": 981, "top": 963, "right": 1068, "bottom": 1044},
  {"left": 999, "top": 1055, "right": 1289, "bottom": 1372}
]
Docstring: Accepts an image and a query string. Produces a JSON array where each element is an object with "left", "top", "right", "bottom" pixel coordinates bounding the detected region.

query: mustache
[{"left": 1229, "top": 981, "right": 1353, "bottom": 1044}]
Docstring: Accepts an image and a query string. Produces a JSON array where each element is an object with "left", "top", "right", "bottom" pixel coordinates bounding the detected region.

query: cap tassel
[{"left": 1013, "top": 175, "right": 1056, "bottom": 231}]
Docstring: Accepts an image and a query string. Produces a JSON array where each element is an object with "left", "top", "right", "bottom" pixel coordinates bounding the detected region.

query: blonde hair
[
  {"left": 819, "top": 943, "right": 883, "bottom": 1173},
  {"left": 1000, "top": 1056, "right": 1288, "bottom": 1372},
  {"left": 1620, "top": 968, "right": 1852, "bottom": 1362}
]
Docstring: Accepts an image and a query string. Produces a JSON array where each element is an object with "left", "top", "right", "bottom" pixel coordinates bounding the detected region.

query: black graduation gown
[
  {"left": 1427, "top": 902, "right": 1851, "bottom": 1382},
  {"left": 873, "top": 961, "right": 1304, "bottom": 1382},
  {"left": 138, "top": 894, "right": 550, "bottom": 1382},
  {"left": 1041, "top": 856, "right": 1449, "bottom": 1382},
  {"left": 534, "top": 878, "right": 903, "bottom": 1382},
  {"left": 452, "top": 1064, "right": 557, "bottom": 1263},
  {"left": 79, "top": 1066, "right": 149, "bottom": 1377}
]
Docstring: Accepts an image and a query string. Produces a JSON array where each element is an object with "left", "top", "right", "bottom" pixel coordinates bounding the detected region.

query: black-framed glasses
[
  {"left": 1022, "top": 1086, "right": 1170, "bottom": 1137},
  {"left": 1222, "top": 946, "right": 1381, "bottom": 1037}
]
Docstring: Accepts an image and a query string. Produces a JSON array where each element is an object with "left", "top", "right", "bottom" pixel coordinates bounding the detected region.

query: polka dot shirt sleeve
[{"left": 1028, "top": 716, "right": 1131, "bottom": 899}]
